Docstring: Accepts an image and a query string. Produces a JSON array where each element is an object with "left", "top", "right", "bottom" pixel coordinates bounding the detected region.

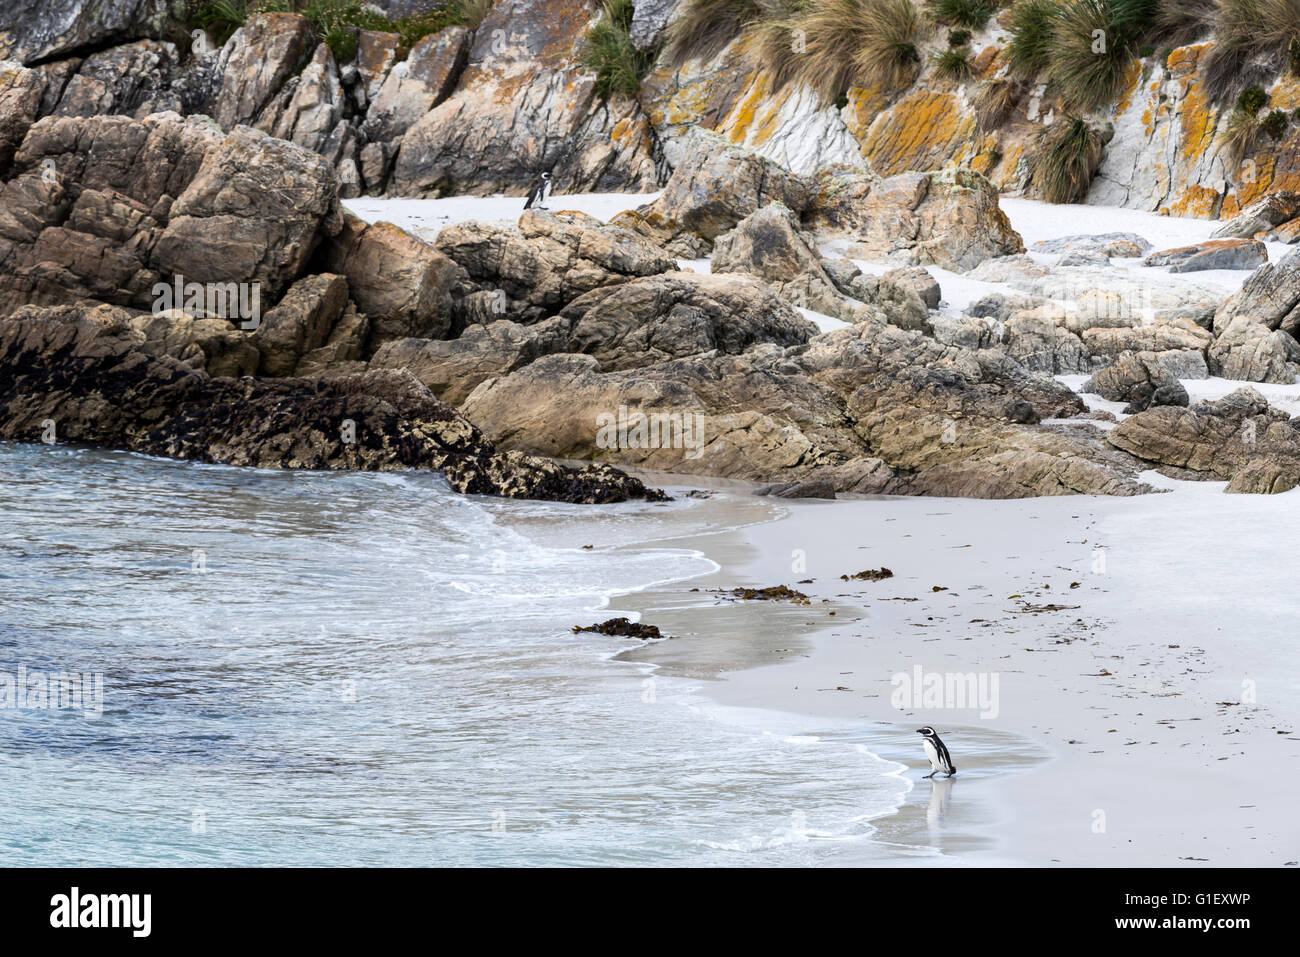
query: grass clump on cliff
[
  {"left": 1005, "top": 0, "right": 1058, "bottom": 76},
  {"left": 663, "top": 0, "right": 765, "bottom": 67},
  {"left": 1202, "top": 0, "right": 1300, "bottom": 102},
  {"left": 932, "top": 45, "right": 973, "bottom": 80},
  {"left": 1152, "top": 0, "right": 1215, "bottom": 47},
  {"left": 584, "top": 0, "right": 661, "bottom": 99},
  {"left": 1043, "top": 0, "right": 1155, "bottom": 111},
  {"left": 1029, "top": 116, "right": 1105, "bottom": 203},
  {"left": 925, "top": 0, "right": 993, "bottom": 27},
  {"left": 974, "top": 76, "right": 1020, "bottom": 130}
]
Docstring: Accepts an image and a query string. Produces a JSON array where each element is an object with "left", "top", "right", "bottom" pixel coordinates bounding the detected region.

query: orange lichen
[{"left": 861, "top": 90, "right": 974, "bottom": 177}]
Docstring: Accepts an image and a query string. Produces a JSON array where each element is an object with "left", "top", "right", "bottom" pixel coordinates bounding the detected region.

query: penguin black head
[
  {"left": 916, "top": 726, "right": 936, "bottom": 736},
  {"left": 540, "top": 172, "right": 552, "bottom": 182}
]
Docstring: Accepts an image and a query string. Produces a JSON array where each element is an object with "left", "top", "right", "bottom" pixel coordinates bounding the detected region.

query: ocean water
[{"left": 0, "top": 444, "right": 912, "bottom": 866}]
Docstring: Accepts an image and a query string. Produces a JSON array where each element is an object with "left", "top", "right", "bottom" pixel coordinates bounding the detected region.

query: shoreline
[{"left": 602, "top": 475, "right": 1300, "bottom": 867}]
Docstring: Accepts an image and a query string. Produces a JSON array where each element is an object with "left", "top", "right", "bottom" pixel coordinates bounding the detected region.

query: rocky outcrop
[
  {"left": 0, "top": 60, "right": 41, "bottom": 173},
  {"left": 0, "top": 302, "right": 662, "bottom": 502},
  {"left": 612, "top": 130, "right": 810, "bottom": 256},
  {"left": 556, "top": 271, "right": 819, "bottom": 369},
  {"left": 1213, "top": 249, "right": 1300, "bottom": 335},
  {"left": 0, "top": 0, "right": 176, "bottom": 65},
  {"left": 434, "top": 209, "right": 677, "bottom": 321},
  {"left": 710, "top": 203, "right": 847, "bottom": 317},
  {"left": 1207, "top": 316, "right": 1300, "bottom": 384},
  {"left": 390, "top": 0, "right": 657, "bottom": 198},
  {"left": 837, "top": 169, "right": 1025, "bottom": 272},
  {"left": 1143, "top": 238, "right": 1268, "bottom": 273},
  {"left": 1108, "top": 388, "right": 1300, "bottom": 493},
  {"left": 1083, "top": 351, "right": 1190, "bottom": 413},
  {"left": 213, "top": 14, "right": 317, "bottom": 132},
  {"left": 362, "top": 27, "right": 470, "bottom": 143},
  {"left": 459, "top": 311, "right": 1152, "bottom": 498}
]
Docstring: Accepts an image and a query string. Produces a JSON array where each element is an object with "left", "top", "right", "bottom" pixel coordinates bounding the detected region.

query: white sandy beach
[{"left": 344, "top": 190, "right": 1300, "bottom": 866}]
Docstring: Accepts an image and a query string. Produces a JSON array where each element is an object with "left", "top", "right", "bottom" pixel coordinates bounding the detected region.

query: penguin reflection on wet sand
[
  {"left": 916, "top": 726, "right": 957, "bottom": 778},
  {"left": 523, "top": 171, "right": 552, "bottom": 210}
]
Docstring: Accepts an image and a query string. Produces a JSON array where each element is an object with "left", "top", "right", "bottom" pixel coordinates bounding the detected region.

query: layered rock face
[{"left": 0, "top": 69, "right": 660, "bottom": 503}]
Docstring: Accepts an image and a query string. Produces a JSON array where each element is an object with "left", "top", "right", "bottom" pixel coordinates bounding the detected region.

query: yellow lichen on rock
[{"left": 861, "top": 90, "right": 976, "bottom": 177}]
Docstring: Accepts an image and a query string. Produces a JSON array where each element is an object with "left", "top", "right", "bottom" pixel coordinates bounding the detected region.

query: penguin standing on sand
[
  {"left": 916, "top": 726, "right": 957, "bottom": 778},
  {"left": 523, "top": 171, "right": 552, "bottom": 210}
]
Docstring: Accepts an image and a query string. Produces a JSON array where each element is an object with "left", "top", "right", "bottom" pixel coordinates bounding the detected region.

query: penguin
[
  {"left": 523, "top": 171, "right": 552, "bottom": 210},
  {"left": 916, "top": 726, "right": 956, "bottom": 778}
]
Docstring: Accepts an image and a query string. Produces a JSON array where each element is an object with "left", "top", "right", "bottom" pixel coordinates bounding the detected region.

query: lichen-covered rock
[
  {"left": 362, "top": 26, "right": 469, "bottom": 143},
  {"left": 611, "top": 129, "right": 810, "bottom": 256},
  {"left": 1143, "top": 238, "right": 1268, "bottom": 272},
  {"left": 0, "top": 302, "right": 663, "bottom": 502},
  {"left": 1211, "top": 190, "right": 1300, "bottom": 240},
  {"left": 390, "top": 0, "right": 657, "bottom": 197}
]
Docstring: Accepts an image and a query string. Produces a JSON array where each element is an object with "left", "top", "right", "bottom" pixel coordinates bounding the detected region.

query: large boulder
[
  {"left": 1108, "top": 387, "right": 1300, "bottom": 493},
  {"left": 212, "top": 13, "right": 316, "bottom": 131},
  {"left": 1207, "top": 316, "right": 1300, "bottom": 384},
  {"left": 836, "top": 169, "right": 1025, "bottom": 272},
  {"left": 1142, "top": 238, "right": 1268, "bottom": 273},
  {"left": 611, "top": 130, "right": 811, "bottom": 257},
  {"left": 434, "top": 209, "right": 677, "bottom": 320},
  {"left": 556, "top": 271, "right": 819, "bottom": 370},
  {"left": 1083, "top": 351, "right": 1190, "bottom": 413},
  {"left": 1213, "top": 248, "right": 1300, "bottom": 335},
  {"left": 1031, "top": 233, "right": 1153, "bottom": 257},
  {"left": 1082, "top": 318, "right": 1213, "bottom": 359},
  {"left": 368, "top": 318, "right": 569, "bottom": 405},
  {"left": 0, "top": 61, "right": 41, "bottom": 173},
  {"left": 254, "top": 272, "right": 350, "bottom": 376},
  {"left": 323, "top": 213, "right": 462, "bottom": 344},
  {"left": 711, "top": 203, "right": 848, "bottom": 317},
  {"left": 154, "top": 124, "right": 342, "bottom": 301}
]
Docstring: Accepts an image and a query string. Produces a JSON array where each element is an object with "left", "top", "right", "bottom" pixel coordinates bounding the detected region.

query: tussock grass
[
  {"left": 1153, "top": 0, "right": 1216, "bottom": 47},
  {"left": 1045, "top": 0, "right": 1139, "bottom": 111},
  {"left": 932, "top": 46, "right": 973, "bottom": 79},
  {"left": 924, "top": 0, "right": 993, "bottom": 28},
  {"left": 584, "top": 0, "right": 660, "bottom": 99},
  {"left": 1005, "top": 0, "right": 1058, "bottom": 77},
  {"left": 1203, "top": 0, "right": 1300, "bottom": 103},
  {"left": 974, "top": 76, "right": 1020, "bottom": 131},
  {"left": 1030, "top": 116, "right": 1104, "bottom": 203},
  {"left": 663, "top": 0, "right": 764, "bottom": 67}
]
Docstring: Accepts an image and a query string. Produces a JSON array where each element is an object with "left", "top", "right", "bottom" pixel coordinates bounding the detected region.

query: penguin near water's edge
[
  {"left": 523, "top": 171, "right": 552, "bottom": 210},
  {"left": 916, "top": 726, "right": 957, "bottom": 778}
]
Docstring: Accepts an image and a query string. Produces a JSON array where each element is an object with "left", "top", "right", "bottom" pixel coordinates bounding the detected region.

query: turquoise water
[{"left": 0, "top": 444, "right": 909, "bottom": 865}]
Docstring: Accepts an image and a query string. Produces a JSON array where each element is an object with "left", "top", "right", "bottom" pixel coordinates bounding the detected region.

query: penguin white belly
[{"left": 922, "top": 737, "right": 943, "bottom": 772}]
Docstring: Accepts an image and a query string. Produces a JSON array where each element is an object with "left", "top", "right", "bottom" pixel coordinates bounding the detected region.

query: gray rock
[
  {"left": 1211, "top": 190, "right": 1300, "bottom": 240},
  {"left": 1143, "top": 238, "right": 1268, "bottom": 273},
  {"left": 1214, "top": 247, "right": 1300, "bottom": 335},
  {"left": 1208, "top": 317, "right": 1300, "bottom": 384},
  {"left": 1030, "top": 233, "right": 1153, "bottom": 257},
  {"left": 629, "top": 0, "right": 680, "bottom": 49},
  {"left": 1083, "top": 350, "right": 1189, "bottom": 412}
]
